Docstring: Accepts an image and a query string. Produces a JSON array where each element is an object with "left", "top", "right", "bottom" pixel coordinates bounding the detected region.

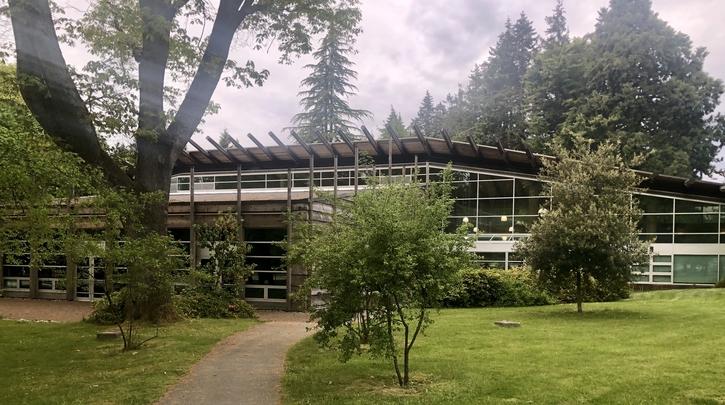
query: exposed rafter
[
  {"left": 268, "top": 131, "right": 301, "bottom": 163},
  {"left": 440, "top": 129, "right": 455, "bottom": 153},
  {"left": 412, "top": 124, "right": 432, "bottom": 156},
  {"left": 315, "top": 131, "right": 336, "bottom": 157},
  {"left": 227, "top": 136, "right": 261, "bottom": 164},
  {"left": 188, "top": 139, "right": 221, "bottom": 164},
  {"left": 466, "top": 135, "right": 481, "bottom": 158},
  {"left": 361, "top": 126, "right": 383, "bottom": 156},
  {"left": 247, "top": 133, "right": 276, "bottom": 161},
  {"left": 290, "top": 130, "right": 318, "bottom": 159},
  {"left": 336, "top": 129, "right": 356, "bottom": 153},
  {"left": 385, "top": 123, "right": 407, "bottom": 154},
  {"left": 496, "top": 139, "right": 511, "bottom": 166},
  {"left": 205, "top": 136, "right": 239, "bottom": 163}
]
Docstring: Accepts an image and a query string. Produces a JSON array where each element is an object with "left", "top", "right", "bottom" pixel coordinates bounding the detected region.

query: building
[{"left": 3, "top": 129, "right": 725, "bottom": 309}]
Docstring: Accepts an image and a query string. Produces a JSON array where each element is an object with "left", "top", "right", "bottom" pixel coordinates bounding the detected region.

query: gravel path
[
  {"left": 157, "top": 312, "right": 312, "bottom": 405},
  {"left": 0, "top": 298, "right": 92, "bottom": 322}
]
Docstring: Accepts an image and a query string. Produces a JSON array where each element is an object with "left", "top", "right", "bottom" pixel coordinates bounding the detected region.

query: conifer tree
[
  {"left": 218, "top": 129, "right": 235, "bottom": 149},
  {"left": 410, "top": 91, "right": 436, "bottom": 137},
  {"left": 543, "top": 0, "right": 569, "bottom": 49},
  {"left": 292, "top": 8, "right": 371, "bottom": 142},
  {"left": 379, "top": 106, "right": 407, "bottom": 139}
]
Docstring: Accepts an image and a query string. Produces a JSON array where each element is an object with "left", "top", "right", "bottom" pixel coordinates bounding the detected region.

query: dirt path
[
  {"left": 0, "top": 298, "right": 92, "bottom": 322},
  {"left": 157, "top": 311, "right": 312, "bottom": 405}
]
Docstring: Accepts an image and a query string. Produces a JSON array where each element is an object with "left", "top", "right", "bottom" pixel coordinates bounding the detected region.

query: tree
[
  {"left": 218, "top": 129, "right": 235, "bottom": 149},
  {"left": 378, "top": 105, "right": 406, "bottom": 139},
  {"left": 288, "top": 169, "right": 472, "bottom": 387},
  {"left": 291, "top": 6, "right": 370, "bottom": 142},
  {"left": 525, "top": 0, "right": 724, "bottom": 177},
  {"left": 454, "top": 13, "right": 538, "bottom": 146},
  {"left": 543, "top": 0, "right": 569, "bottom": 48},
  {"left": 410, "top": 90, "right": 434, "bottom": 136},
  {"left": 7, "top": 0, "right": 361, "bottom": 234},
  {"left": 0, "top": 64, "right": 99, "bottom": 299},
  {"left": 515, "top": 135, "right": 648, "bottom": 313}
]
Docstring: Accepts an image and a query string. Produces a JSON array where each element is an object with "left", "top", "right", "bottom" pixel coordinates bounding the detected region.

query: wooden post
[
  {"left": 236, "top": 164, "right": 243, "bottom": 241},
  {"left": 286, "top": 168, "right": 293, "bottom": 311},
  {"left": 189, "top": 167, "right": 196, "bottom": 270},
  {"left": 354, "top": 145, "right": 359, "bottom": 195},
  {"left": 388, "top": 138, "right": 393, "bottom": 180},
  {"left": 333, "top": 155, "right": 338, "bottom": 215},
  {"left": 65, "top": 257, "right": 77, "bottom": 301},
  {"left": 308, "top": 154, "right": 314, "bottom": 223}
]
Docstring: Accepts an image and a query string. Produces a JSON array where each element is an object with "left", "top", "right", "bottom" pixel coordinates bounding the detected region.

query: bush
[
  {"left": 175, "top": 288, "right": 256, "bottom": 319},
  {"left": 443, "top": 267, "right": 554, "bottom": 307},
  {"left": 715, "top": 279, "right": 725, "bottom": 288}
]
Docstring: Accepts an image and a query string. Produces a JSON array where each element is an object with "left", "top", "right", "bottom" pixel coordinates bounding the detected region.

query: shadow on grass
[{"left": 525, "top": 307, "right": 657, "bottom": 322}]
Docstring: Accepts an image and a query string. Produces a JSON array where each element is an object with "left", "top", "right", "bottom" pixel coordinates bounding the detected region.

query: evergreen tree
[
  {"left": 465, "top": 13, "right": 539, "bottom": 146},
  {"left": 525, "top": 1, "right": 575, "bottom": 147},
  {"left": 527, "top": 0, "right": 724, "bottom": 177},
  {"left": 411, "top": 91, "right": 435, "bottom": 137},
  {"left": 292, "top": 8, "right": 371, "bottom": 142},
  {"left": 218, "top": 129, "right": 235, "bottom": 149},
  {"left": 543, "top": 0, "right": 569, "bottom": 48},
  {"left": 379, "top": 106, "right": 407, "bottom": 139}
]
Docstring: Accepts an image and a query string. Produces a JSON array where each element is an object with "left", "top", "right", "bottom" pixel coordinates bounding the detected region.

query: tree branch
[
  {"left": 8, "top": 0, "right": 132, "bottom": 189},
  {"left": 166, "top": 0, "right": 247, "bottom": 158}
]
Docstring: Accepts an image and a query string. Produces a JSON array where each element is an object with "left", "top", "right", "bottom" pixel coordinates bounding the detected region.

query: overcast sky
[{"left": 193, "top": 0, "right": 725, "bottom": 149}]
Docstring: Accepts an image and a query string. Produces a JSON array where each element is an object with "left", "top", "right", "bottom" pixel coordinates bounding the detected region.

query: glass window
[
  {"left": 674, "top": 214, "right": 718, "bottom": 234},
  {"left": 639, "top": 215, "right": 673, "bottom": 234},
  {"left": 245, "top": 287, "right": 264, "bottom": 298},
  {"left": 245, "top": 228, "right": 286, "bottom": 242},
  {"left": 268, "top": 288, "right": 287, "bottom": 300},
  {"left": 453, "top": 199, "right": 477, "bottom": 217},
  {"left": 216, "top": 175, "right": 236, "bottom": 182},
  {"left": 514, "top": 198, "right": 550, "bottom": 215},
  {"left": 652, "top": 265, "right": 672, "bottom": 273},
  {"left": 639, "top": 234, "right": 672, "bottom": 243},
  {"left": 513, "top": 216, "right": 538, "bottom": 233},
  {"left": 675, "top": 200, "right": 718, "bottom": 213},
  {"left": 452, "top": 182, "right": 477, "bottom": 199},
  {"left": 477, "top": 216, "right": 513, "bottom": 234},
  {"left": 653, "top": 275, "right": 671, "bottom": 283},
  {"left": 478, "top": 199, "right": 513, "bottom": 216},
  {"left": 673, "top": 255, "right": 718, "bottom": 284},
  {"left": 675, "top": 234, "right": 718, "bottom": 243},
  {"left": 653, "top": 255, "right": 672, "bottom": 263},
  {"left": 636, "top": 195, "right": 673, "bottom": 213},
  {"left": 720, "top": 256, "right": 725, "bottom": 281},
  {"left": 514, "top": 179, "right": 544, "bottom": 197},
  {"left": 478, "top": 180, "right": 513, "bottom": 198}
]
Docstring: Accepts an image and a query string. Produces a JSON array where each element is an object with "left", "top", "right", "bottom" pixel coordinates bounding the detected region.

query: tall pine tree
[
  {"left": 410, "top": 91, "right": 435, "bottom": 137},
  {"left": 292, "top": 8, "right": 370, "bottom": 142},
  {"left": 543, "top": 0, "right": 569, "bottom": 48},
  {"left": 379, "top": 106, "right": 407, "bottom": 139}
]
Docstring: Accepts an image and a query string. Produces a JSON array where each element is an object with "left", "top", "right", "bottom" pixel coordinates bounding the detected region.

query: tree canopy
[
  {"left": 7, "top": 0, "right": 361, "bottom": 233},
  {"left": 291, "top": 6, "right": 370, "bottom": 142},
  {"left": 515, "top": 135, "right": 649, "bottom": 313}
]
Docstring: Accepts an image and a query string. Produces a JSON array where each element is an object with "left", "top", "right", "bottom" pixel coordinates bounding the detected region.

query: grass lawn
[
  {"left": 0, "top": 318, "right": 256, "bottom": 405},
  {"left": 284, "top": 289, "right": 725, "bottom": 404}
]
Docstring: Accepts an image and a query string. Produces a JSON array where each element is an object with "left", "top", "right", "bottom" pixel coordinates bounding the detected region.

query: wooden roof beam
[
  {"left": 361, "top": 126, "right": 383, "bottom": 156},
  {"left": 268, "top": 131, "right": 301, "bottom": 163},
  {"left": 496, "top": 139, "right": 511, "bottom": 166},
  {"left": 440, "top": 129, "right": 455, "bottom": 153},
  {"left": 205, "top": 136, "right": 239, "bottom": 163},
  {"left": 227, "top": 136, "right": 261, "bottom": 164},
  {"left": 188, "top": 138, "right": 222, "bottom": 164},
  {"left": 290, "top": 130, "right": 319, "bottom": 159},
  {"left": 412, "top": 124, "right": 433, "bottom": 156},
  {"left": 336, "top": 129, "right": 356, "bottom": 153},
  {"left": 466, "top": 135, "right": 482, "bottom": 158},
  {"left": 315, "top": 131, "right": 336, "bottom": 157},
  {"left": 247, "top": 133, "right": 276, "bottom": 161},
  {"left": 385, "top": 123, "right": 407, "bottom": 154}
]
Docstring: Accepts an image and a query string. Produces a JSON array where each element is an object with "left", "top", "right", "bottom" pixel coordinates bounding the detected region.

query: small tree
[
  {"left": 178, "top": 214, "right": 256, "bottom": 319},
  {"left": 515, "top": 135, "right": 648, "bottom": 313},
  {"left": 288, "top": 168, "right": 472, "bottom": 387}
]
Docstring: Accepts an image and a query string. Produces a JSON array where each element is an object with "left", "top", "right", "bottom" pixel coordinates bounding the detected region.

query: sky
[{"left": 194, "top": 0, "right": 725, "bottom": 148}]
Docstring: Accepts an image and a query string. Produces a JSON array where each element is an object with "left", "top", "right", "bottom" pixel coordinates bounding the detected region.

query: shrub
[
  {"left": 542, "top": 274, "right": 632, "bottom": 303},
  {"left": 715, "top": 279, "right": 725, "bottom": 288},
  {"left": 444, "top": 267, "right": 554, "bottom": 307},
  {"left": 175, "top": 288, "right": 256, "bottom": 319}
]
